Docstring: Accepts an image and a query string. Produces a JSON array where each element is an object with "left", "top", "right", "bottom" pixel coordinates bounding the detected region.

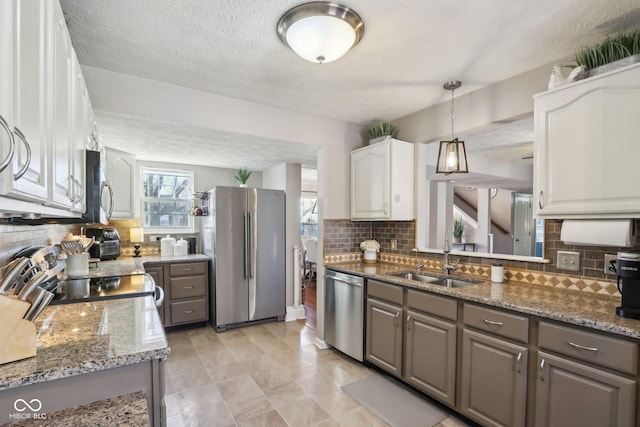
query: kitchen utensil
[
  {"left": 78, "top": 236, "right": 95, "bottom": 253},
  {"left": 0, "top": 257, "right": 21, "bottom": 280},
  {"left": 22, "top": 286, "right": 47, "bottom": 320},
  {"left": 16, "top": 271, "right": 48, "bottom": 301},
  {"left": 25, "top": 290, "right": 54, "bottom": 322},
  {"left": 10, "top": 265, "right": 42, "bottom": 297},
  {"left": 0, "top": 258, "right": 32, "bottom": 295},
  {"left": 61, "top": 240, "right": 79, "bottom": 256}
]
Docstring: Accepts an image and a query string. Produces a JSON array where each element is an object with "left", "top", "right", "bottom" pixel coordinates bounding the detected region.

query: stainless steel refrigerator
[{"left": 200, "top": 186, "right": 285, "bottom": 331}]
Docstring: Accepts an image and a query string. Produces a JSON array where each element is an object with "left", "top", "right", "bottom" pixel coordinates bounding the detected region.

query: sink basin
[
  {"left": 387, "top": 271, "right": 439, "bottom": 283},
  {"left": 387, "top": 271, "right": 481, "bottom": 288}
]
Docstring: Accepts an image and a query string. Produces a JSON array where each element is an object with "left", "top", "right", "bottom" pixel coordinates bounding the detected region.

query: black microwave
[{"left": 10, "top": 150, "right": 113, "bottom": 225}]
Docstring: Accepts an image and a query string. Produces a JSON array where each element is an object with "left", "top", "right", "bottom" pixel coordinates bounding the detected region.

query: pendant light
[
  {"left": 436, "top": 81, "right": 469, "bottom": 174},
  {"left": 277, "top": 2, "right": 364, "bottom": 64}
]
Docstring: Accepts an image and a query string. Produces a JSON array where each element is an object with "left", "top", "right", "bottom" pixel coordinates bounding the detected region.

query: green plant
[
  {"left": 235, "top": 167, "right": 252, "bottom": 184},
  {"left": 452, "top": 217, "right": 465, "bottom": 239},
  {"left": 575, "top": 30, "right": 640, "bottom": 69},
  {"left": 368, "top": 122, "right": 398, "bottom": 140}
]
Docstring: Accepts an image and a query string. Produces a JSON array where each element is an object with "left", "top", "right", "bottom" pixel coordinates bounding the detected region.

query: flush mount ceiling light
[
  {"left": 277, "top": 2, "right": 364, "bottom": 64},
  {"left": 436, "top": 81, "right": 469, "bottom": 175}
]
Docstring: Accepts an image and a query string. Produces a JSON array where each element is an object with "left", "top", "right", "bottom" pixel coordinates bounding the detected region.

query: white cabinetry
[
  {"left": 534, "top": 63, "right": 640, "bottom": 218},
  {"left": 0, "top": 0, "right": 94, "bottom": 217},
  {"left": 106, "top": 148, "right": 136, "bottom": 218},
  {"left": 351, "top": 139, "right": 414, "bottom": 220},
  {"left": 0, "top": 0, "right": 48, "bottom": 202}
]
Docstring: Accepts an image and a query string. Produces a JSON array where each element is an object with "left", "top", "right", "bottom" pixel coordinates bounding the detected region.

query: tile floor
[{"left": 164, "top": 321, "right": 470, "bottom": 427}]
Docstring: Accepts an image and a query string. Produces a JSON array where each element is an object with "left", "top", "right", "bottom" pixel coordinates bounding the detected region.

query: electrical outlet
[
  {"left": 604, "top": 254, "right": 617, "bottom": 275},
  {"left": 390, "top": 239, "right": 397, "bottom": 250},
  {"left": 557, "top": 250, "right": 580, "bottom": 272}
]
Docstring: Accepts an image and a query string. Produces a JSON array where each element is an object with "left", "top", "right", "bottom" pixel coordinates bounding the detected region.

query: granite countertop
[
  {"left": 85, "top": 254, "right": 210, "bottom": 278},
  {"left": 5, "top": 391, "right": 149, "bottom": 427},
  {"left": 0, "top": 296, "right": 170, "bottom": 391},
  {"left": 327, "top": 262, "right": 640, "bottom": 340}
]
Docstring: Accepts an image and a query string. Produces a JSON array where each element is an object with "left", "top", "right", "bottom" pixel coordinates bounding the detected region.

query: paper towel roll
[{"left": 560, "top": 220, "right": 636, "bottom": 247}]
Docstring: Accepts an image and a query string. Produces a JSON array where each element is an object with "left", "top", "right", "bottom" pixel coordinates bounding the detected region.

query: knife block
[{"left": 0, "top": 294, "right": 36, "bottom": 365}]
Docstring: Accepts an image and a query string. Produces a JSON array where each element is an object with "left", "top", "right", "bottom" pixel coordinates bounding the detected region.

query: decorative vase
[
  {"left": 363, "top": 250, "right": 377, "bottom": 263},
  {"left": 368, "top": 135, "right": 392, "bottom": 145},
  {"left": 239, "top": 183, "right": 247, "bottom": 188},
  {"left": 453, "top": 237, "right": 462, "bottom": 244}
]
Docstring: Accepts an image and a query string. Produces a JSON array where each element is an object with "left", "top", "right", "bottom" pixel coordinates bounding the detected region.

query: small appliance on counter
[
  {"left": 612, "top": 252, "right": 640, "bottom": 319},
  {"left": 86, "top": 228, "right": 121, "bottom": 260}
]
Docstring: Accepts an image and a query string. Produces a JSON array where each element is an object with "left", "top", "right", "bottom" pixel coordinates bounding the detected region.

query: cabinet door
[
  {"left": 460, "top": 328, "right": 528, "bottom": 427},
  {"left": 2, "top": 0, "right": 48, "bottom": 202},
  {"left": 145, "top": 265, "right": 166, "bottom": 326},
  {"left": 48, "top": 1, "right": 74, "bottom": 209},
  {"left": 535, "top": 351, "right": 636, "bottom": 427},
  {"left": 351, "top": 142, "right": 389, "bottom": 219},
  {"left": 105, "top": 148, "right": 136, "bottom": 218},
  {"left": 534, "top": 63, "right": 640, "bottom": 218},
  {"left": 365, "top": 297, "right": 402, "bottom": 376},
  {"left": 404, "top": 309, "right": 456, "bottom": 406},
  {"left": 69, "top": 55, "right": 87, "bottom": 213},
  {"left": 0, "top": 2, "right": 14, "bottom": 182}
]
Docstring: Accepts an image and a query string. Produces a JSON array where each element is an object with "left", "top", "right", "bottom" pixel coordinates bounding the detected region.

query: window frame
[{"left": 140, "top": 166, "right": 194, "bottom": 234}]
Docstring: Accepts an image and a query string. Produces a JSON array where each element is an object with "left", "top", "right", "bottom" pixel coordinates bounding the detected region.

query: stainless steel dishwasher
[{"left": 324, "top": 269, "right": 364, "bottom": 361}]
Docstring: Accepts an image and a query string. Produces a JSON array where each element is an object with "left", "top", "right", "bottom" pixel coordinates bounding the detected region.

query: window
[
  {"left": 300, "top": 194, "right": 318, "bottom": 238},
  {"left": 142, "top": 167, "right": 193, "bottom": 231}
]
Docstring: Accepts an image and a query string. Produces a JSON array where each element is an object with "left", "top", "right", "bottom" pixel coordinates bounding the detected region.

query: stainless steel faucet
[{"left": 442, "top": 236, "right": 460, "bottom": 276}]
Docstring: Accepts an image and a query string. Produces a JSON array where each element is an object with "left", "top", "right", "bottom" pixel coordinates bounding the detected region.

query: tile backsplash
[
  {"left": 0, "top": 224, "right": 75, "bottom": 266},
  {"left": 323, "top": 218, "right": 628, "bottom": 296}
]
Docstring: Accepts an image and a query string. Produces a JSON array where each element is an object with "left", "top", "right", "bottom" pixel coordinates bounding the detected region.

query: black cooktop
[{"left": 49, "top": 274, "right": 155, "bottom": 305}]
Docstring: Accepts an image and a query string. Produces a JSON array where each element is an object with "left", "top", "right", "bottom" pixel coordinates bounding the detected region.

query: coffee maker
[{"left": 612, "top": 252, "right": 640, "bottom": 319}]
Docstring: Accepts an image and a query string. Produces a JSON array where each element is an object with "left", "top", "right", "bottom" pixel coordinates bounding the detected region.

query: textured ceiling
[{"left": 60, "top": 0, "right": 640, "bottom": 170}]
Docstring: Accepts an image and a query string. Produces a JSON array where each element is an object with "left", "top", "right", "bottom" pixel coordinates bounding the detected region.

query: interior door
[
  {"left": 250, "top": 188, "right": 285, "bottom": 321},
  {"left": 214, "top": 186, "right": 249, "bottom": 326}
]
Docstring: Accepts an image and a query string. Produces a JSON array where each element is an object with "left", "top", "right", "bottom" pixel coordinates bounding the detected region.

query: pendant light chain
[{"left": 449, "top": 87, "right": 456, "bottom": 139}]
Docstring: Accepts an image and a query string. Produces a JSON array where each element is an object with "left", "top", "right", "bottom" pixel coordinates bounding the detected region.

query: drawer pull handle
[
  {"left": 184, "top": 310, "right": 194, "bottom": 314},
  {"left": 482, "top": 318, "right": 504, "bottom": 327},
  {"left": 183, "top": 268, "right": 193, "bottom": 271},
  {"left": 516, "top": 352, "right": 522, "bottom": 373},
  {"left": 567, "top": 341, "right": 598, "bottom": 352},
  {"left": 406, "top": 314, "right": 412, "bottom": 330},
  {"left": 539, "top": 359, "right": 545, "bottom": 381},
  {"left": 183, "top": 286, "right": 194, "bottom": 289}
]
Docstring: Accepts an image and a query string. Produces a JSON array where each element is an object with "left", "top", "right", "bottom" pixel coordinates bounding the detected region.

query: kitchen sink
[
  {"left": 386, "top": 271, "right": 481, "bottom": 288},
  {"left": 387, "top": 271, "right": 440, "bottom": 283}
]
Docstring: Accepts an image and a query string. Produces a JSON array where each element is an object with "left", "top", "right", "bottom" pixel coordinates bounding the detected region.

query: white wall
[{"left": 82, "top": 66, "right": 364, "bottom": 220}]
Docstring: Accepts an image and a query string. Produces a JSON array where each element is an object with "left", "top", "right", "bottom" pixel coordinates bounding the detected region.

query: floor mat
[{"left": 342, "top": 374, "right": 448, "bottom": 427}]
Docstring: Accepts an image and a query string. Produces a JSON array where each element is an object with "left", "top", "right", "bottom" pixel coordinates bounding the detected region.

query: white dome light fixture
[{"left": 277, "top": 2, "right": 364, "bottom": 64}]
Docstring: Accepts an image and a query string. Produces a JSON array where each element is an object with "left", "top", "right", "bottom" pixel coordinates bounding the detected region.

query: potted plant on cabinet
[
  {"left": 235, "top": 167, "right": 252, "bottom": 187},
  {"left": 453, "top": 217, "right": 465, "bottom": 244},
  {"left": 575, "top": 29, "right": 640, "bottom": 77},
  {"left": 368, "top": 122, "right": 398, "bottom": 145}
]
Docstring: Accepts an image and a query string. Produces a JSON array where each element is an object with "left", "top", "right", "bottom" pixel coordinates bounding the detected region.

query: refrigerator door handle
[
  {"left": 243, "top": 211, "right": 249, "bottom": 279},
  {"left": 248, "top": 212, "right": 253, "bottom": 279}
]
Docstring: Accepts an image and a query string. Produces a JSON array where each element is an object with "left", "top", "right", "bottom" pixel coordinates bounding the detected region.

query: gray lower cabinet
[
  {"left": 366, "top": 296, "right": 403, "bottom": 376},
  {"left": 145, "top": 260, "right": 209, "bottom": 327},
  {"left": 535, "top": 351, "right": 636, "bottom": 427},
  {"left": 460, "top": 303, "right": 529, "bottom": 427},
  {"left": 404, "top": 309, "right": 456, "bottom": 406}
]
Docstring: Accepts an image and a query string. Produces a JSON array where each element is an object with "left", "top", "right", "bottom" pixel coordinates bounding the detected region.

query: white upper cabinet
[
  {"left": 351, "top": 139, "right": 414, "bottom": 221},
  {"left": 105, "top": 147, "right": 136, "bottom": 218},
  {"left": 0, "top": 0, "right": 48, "bottom": 202},
  {"left": 534, "top": 63, "right": 640, "bottom": 219}
]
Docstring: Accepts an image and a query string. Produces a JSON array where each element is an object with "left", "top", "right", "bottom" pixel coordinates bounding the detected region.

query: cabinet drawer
[
  {"left": 407, "top": 289, "right": 457, "bottom": 321},
  {"left": 169, "top": 262, "right": 207, "bottom": 277},
  {"left": 367, "top": 280, "right": 403, "bottom": 305},
  {"left": 464, "top": 304, "right": 529, "bottom": 343},
  {"left": 170, "top": 276, "right": 207, "bottom": 299},
  {"left": 539, "top": 321, "right": 638, "bottom": 375},
  {"left": 170, "top": 299, "right": 207, "bottom": 324}
]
